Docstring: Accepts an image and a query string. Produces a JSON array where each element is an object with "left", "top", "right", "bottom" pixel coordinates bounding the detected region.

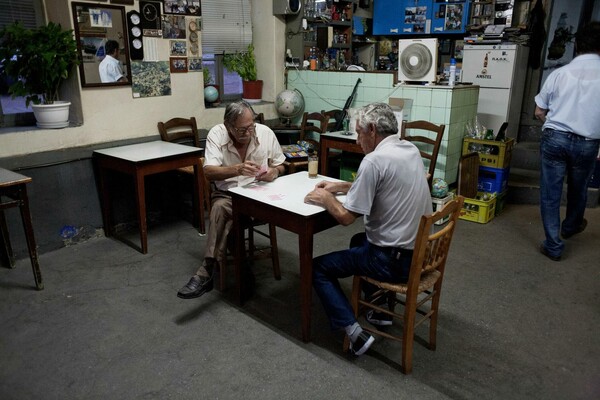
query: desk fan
[{"left": 397, "top": 38, "right": 438, "bottom": 84}]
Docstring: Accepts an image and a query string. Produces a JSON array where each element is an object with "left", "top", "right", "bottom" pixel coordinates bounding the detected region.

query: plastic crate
[
  {"left": 478, "top": 166, "right": 510, "bottom": 194},
  {"left": 339, "top": 153, "right": 363, "bottom": 182},
  {"left": 432, "top": 192, "right": 455, "bottom": 225},
  {"left": 462, "top": 138, "right": 515, "bottom": 169},
  {"left": 588, "top": 158, "right": 600, "bottom": 188},
  {"left": 459, "top": 192, "right": 497, "bottom": 224},
  {"left": 495, "top": 190, "right": 508, "bottom": 216}
]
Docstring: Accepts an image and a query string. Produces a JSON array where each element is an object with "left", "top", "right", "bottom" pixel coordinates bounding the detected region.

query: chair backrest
[
  {"left": 408, "top": 195, "right": 464, "bottom": 289},
  {"left": 254, "top": 112, "right": 265, "bottom": 125},
  {"left": 299, "top": 112, "right": 327, "bottom": 148},
  {"left": 401, "top": 120, "right": 445, "bottom": 188},
  {"left": 321, "top": 109, "right": 343, "bottom": 132},
  {"left": 157, "top": 117, "right": 200, "bottom": 147}
]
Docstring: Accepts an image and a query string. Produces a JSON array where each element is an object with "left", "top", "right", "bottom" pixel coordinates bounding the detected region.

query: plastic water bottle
[{"left": 448, "top": 58, "right": 456, "bottom": 86}]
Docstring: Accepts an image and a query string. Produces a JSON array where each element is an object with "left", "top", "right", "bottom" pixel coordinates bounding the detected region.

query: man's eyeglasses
[{"left": 233, "top": 123, "right": 256, "bottom": 135}]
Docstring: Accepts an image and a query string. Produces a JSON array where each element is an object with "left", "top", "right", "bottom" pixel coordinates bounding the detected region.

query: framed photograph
[
  {"left": 170, "top": 57, "right": 188, "bottom": 73},
  {"left": 162, "top": 15, "right": 186, "bottom": 39},
  {"left": 188, "top": 58, "right": 202, "bottom": 72},
  {"left": 169, "top": 40, "right": 187, "bottom": 56},
  {"left": 163, "top": 0, "right": 201, "bottom": 16}
]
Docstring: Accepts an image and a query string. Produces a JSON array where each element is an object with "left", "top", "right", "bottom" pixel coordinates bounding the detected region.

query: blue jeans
[
  {"left": 312, "top": 233, "right": 412, "bottom": 331},
  {"left": 540, "top": 129, "right": 599, "bottom": 257}
]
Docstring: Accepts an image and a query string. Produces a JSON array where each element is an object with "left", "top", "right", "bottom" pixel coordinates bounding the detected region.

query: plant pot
[
  {"left": 31, "top": 101, "right": 71, "bottom": 129},
  {"left": 242, "top": 80, "right": 263, "bottom": 103}
]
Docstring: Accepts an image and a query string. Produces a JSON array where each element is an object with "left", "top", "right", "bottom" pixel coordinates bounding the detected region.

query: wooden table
[
  {"left": 0, "top": 168, "right": 43, "bottom": 290},
  {"left": 230, "top": 171, "right": 346, "bottom": 342},
  {"left": 319, "top": 131, "right": 363, "bottom": 174},
  {"left": 94, "top": 141, "right": 204, "bottom": 254}
]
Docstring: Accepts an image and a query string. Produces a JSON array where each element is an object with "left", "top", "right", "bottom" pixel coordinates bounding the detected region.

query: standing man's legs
[
  {"left": 562, "top": 138, "right": 599, "bottom": 236},
  {"left": 539, "top": 130, "right": 568, "bottom": 258}
]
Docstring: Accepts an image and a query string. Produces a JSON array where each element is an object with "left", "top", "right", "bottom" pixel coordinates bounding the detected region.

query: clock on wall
[
  {"left": 140, "top": 1, "right": 162, "bottom": 37},
  {"left": 127, "top": 10, "right": 144, "bottom": 60}
]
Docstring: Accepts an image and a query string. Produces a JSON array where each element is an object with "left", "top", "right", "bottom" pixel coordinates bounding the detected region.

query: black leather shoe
[
  {"left": 562, "top": 218, "right": 587, "bottom": 239},
  {"left": 177, "top": 275, "right": 213, "bottom": 299},
  {"left": 540, "top": 245, "right": 561, "bottom": 262}
]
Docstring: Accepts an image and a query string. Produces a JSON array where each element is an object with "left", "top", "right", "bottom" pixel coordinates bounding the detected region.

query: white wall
[{"left": 0, "top": 0, "right": 286, "bottom": 158}]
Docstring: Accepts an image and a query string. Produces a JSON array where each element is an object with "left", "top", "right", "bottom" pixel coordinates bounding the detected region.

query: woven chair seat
[{"left": 362, "top": 270, "right": 441, "bottom": 295}]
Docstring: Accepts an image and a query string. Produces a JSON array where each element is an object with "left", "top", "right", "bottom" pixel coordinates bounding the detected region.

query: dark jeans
[
  {"left": 312, "top": 232, "right": 412, "bottom": 331},
  {"left": 540, "top": 129, "right": 599, "bottom": 257}
]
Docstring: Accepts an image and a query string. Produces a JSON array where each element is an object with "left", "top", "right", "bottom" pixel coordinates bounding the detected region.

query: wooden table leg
[
  {"left": 193, "top": 163, "right": 205, "bottom": 234},
  {"left": 232, "top": 200, "right": 244, "bottom": 305},
  {"left": 17, "top": 184, "right": 43, "bottom": 290},
  {"left": 97, "top": 165, "right": 114, "bottom": 238},
  {"left": 319, "top": 140, "right": 329, "bottom": 176},
  {"left": 0, "top": 208, "right": 15, "bottom": 268},
  {"left": 134, "top": 170, "right": 148, "bottom": 254},
  {"left": 299, "top": 228, "right": 314, "bottom": 342}
]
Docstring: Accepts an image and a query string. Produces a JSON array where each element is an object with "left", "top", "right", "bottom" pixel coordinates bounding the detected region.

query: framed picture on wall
[
  {"left": 163, "top": 0, "right": 201, "bottom": 16},
  {"left": 170, "top": 57, "right": 188, "bottom": 73},
  {"left": 169, "top": 40, "right": 187, "bottom": 56}
]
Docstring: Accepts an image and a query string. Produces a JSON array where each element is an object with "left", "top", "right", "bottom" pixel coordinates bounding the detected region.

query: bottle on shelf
[{"left": 448, "top": 58, "right": 456, "bottom": 86}]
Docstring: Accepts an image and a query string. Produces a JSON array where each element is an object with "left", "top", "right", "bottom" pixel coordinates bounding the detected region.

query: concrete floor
[{"left": 1, "top": 203, "right": 599, "bottom": 400}]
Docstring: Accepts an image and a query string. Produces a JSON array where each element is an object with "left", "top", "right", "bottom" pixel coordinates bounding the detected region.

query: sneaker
[
  {"left": 366, "top": 310, "right": 393, "bottom": 327},
  {"left": 177, "top": 275, "right": 213, "bottom": 299},
  {"left": 349, "top": 331, "right": 374, "bottom": 356},
  {"left": 561, "top": 218, "right": 587, "bottom": 239}
]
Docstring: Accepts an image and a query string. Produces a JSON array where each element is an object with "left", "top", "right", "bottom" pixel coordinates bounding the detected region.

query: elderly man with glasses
[{"left": 178, "top": 100, "right": 286, "bottom": 299}]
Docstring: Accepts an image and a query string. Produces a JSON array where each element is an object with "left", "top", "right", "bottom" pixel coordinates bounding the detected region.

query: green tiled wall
[{"left": 287, "top": 70, "right": 479, "bottom": 184}]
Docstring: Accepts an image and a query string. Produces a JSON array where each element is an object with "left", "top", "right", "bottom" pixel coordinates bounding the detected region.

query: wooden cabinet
[{"left": 373, "top": 0, "right": 470, "bottom": 35}]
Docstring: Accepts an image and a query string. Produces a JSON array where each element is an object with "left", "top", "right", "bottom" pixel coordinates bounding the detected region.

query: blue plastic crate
[{"left": 477, "top": 166, "right": 510, "bottom": 194}]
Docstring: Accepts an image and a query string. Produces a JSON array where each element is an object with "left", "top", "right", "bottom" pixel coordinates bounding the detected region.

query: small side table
[{"left": 0, "top": 168, "right": 43, "bottom": 290}]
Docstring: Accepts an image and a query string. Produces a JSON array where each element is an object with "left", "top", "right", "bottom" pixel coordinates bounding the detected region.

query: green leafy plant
[
  {"left": 203, "top": 67, "right": 213, "bottom": 86},
  {"left": 222, "top": 43, "right": 257, "bottom": 81},
  {"left": 0, "top": 21, "right": 80, "bottom": 106}
]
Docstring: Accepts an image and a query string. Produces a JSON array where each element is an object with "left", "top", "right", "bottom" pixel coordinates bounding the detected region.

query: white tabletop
[
  {"left": 94, "top": 140, "right": 201, "bottom": 162},
  {"left": 321, "top": 131, "right": 358, "bottom": 141},
  {"left": 229, "top": 171, "right": 347, "bottom": 217}
]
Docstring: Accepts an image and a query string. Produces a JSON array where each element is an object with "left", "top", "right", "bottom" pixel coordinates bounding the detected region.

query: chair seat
[{"left": 361, "top": 269, "right": 441, "bottom": 295}]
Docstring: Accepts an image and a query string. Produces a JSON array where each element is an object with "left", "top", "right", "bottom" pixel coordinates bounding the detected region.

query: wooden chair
[
  {"left": 458, "top": 152, "right": 479, "bottom": 198},
  {"left": 344, "top": 196, "right": 464, "bottom": 374},
  {"left": 285, "top": 111, "right": 327, "bottom": 173},
  {"left": 400, "top": 120, "right": 445, "bottom": 189},
  {"left": 198, "top": 158, "right": 280, "bottom": 291},
  {"left": 321, "top": 109, "right": 344, "bottom": 132},
  {"left": 254, "top": 112, "right": 265, "bottom": 125},
  {"left": 157, "top": 117, "right": 210, "bottom": 219}
]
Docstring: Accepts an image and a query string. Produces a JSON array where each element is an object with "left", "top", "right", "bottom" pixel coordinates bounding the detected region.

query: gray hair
[
  {"left": 223, "top": 100, "right": 256, "bottom": 124},
  {"left": 355, "top": 102, "right": 398, "bottom": 137}
]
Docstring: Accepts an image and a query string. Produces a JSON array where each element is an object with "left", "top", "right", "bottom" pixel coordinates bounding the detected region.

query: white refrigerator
[{"left": 462, "top": 44, "right": 529, "bottom": 139}]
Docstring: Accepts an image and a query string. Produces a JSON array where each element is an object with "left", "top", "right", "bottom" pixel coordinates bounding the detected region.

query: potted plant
[
  {"left": 0, "top": 21, "right": 80, "bottom": 128},
  {"left": 222, "top": 43, "right": 263, "bottom": 103}
]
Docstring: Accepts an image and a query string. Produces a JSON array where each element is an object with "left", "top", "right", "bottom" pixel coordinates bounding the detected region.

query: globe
[
  {"left": 275, "top": 89, "right": 304, "bottom": 125},
  {"left": 204, "top": 86, "right": 219, "bottom": 103},
  {"left": 431, "top": 178, "right": 449, "bottom": 198}
]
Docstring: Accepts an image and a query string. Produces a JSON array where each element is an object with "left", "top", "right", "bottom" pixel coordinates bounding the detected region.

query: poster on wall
[
  {"left": 131, "top": 61, "right": 171, "bottom": 98},
  {"left": 444, "top": 4, "right": 463, "bottom": 31},
  {"left": 162, "top": 15, "right": 186, "bottom": 39},
  {"left": 404, "top": 6, "right": 427, "bottom": 33},
  {"left": 163, "top": 0, "right": 201, "bottom": 16},
  {"left": 540, "top": 0, "right": 584, "bottom": 87}
]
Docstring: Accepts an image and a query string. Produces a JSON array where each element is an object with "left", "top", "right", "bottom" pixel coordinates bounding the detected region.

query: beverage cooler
[{"left": 462, "top": 44, "right": 529, "bottom": 139}]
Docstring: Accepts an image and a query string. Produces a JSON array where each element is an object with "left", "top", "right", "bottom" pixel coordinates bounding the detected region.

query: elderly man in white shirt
[
  {"left": 534, "top": 21, "right": 600, "bottom": 261},
  {"left": 177, "top": 100, "right": 285, "bottom": 299}
]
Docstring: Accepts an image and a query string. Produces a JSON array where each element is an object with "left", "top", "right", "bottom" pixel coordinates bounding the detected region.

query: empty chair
[
  {"left": 285, "top": 111, "right": 327, "bottom": 174},
  {"left": 157, "top": 117, "right": 210, "bottom": 225},
  {"left": 321, "top": 109, "right": 344, "bottom": 132},
  {"left": 400, "top": 120, "right": 445, "bottom": 188},
  {"left": 344, "top": 196, "right": 464, "bottom": 374}
]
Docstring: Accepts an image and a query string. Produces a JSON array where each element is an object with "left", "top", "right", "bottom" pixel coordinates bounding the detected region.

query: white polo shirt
[{"left": 535, "top": 54, "right": 600, "bottom": 139}]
